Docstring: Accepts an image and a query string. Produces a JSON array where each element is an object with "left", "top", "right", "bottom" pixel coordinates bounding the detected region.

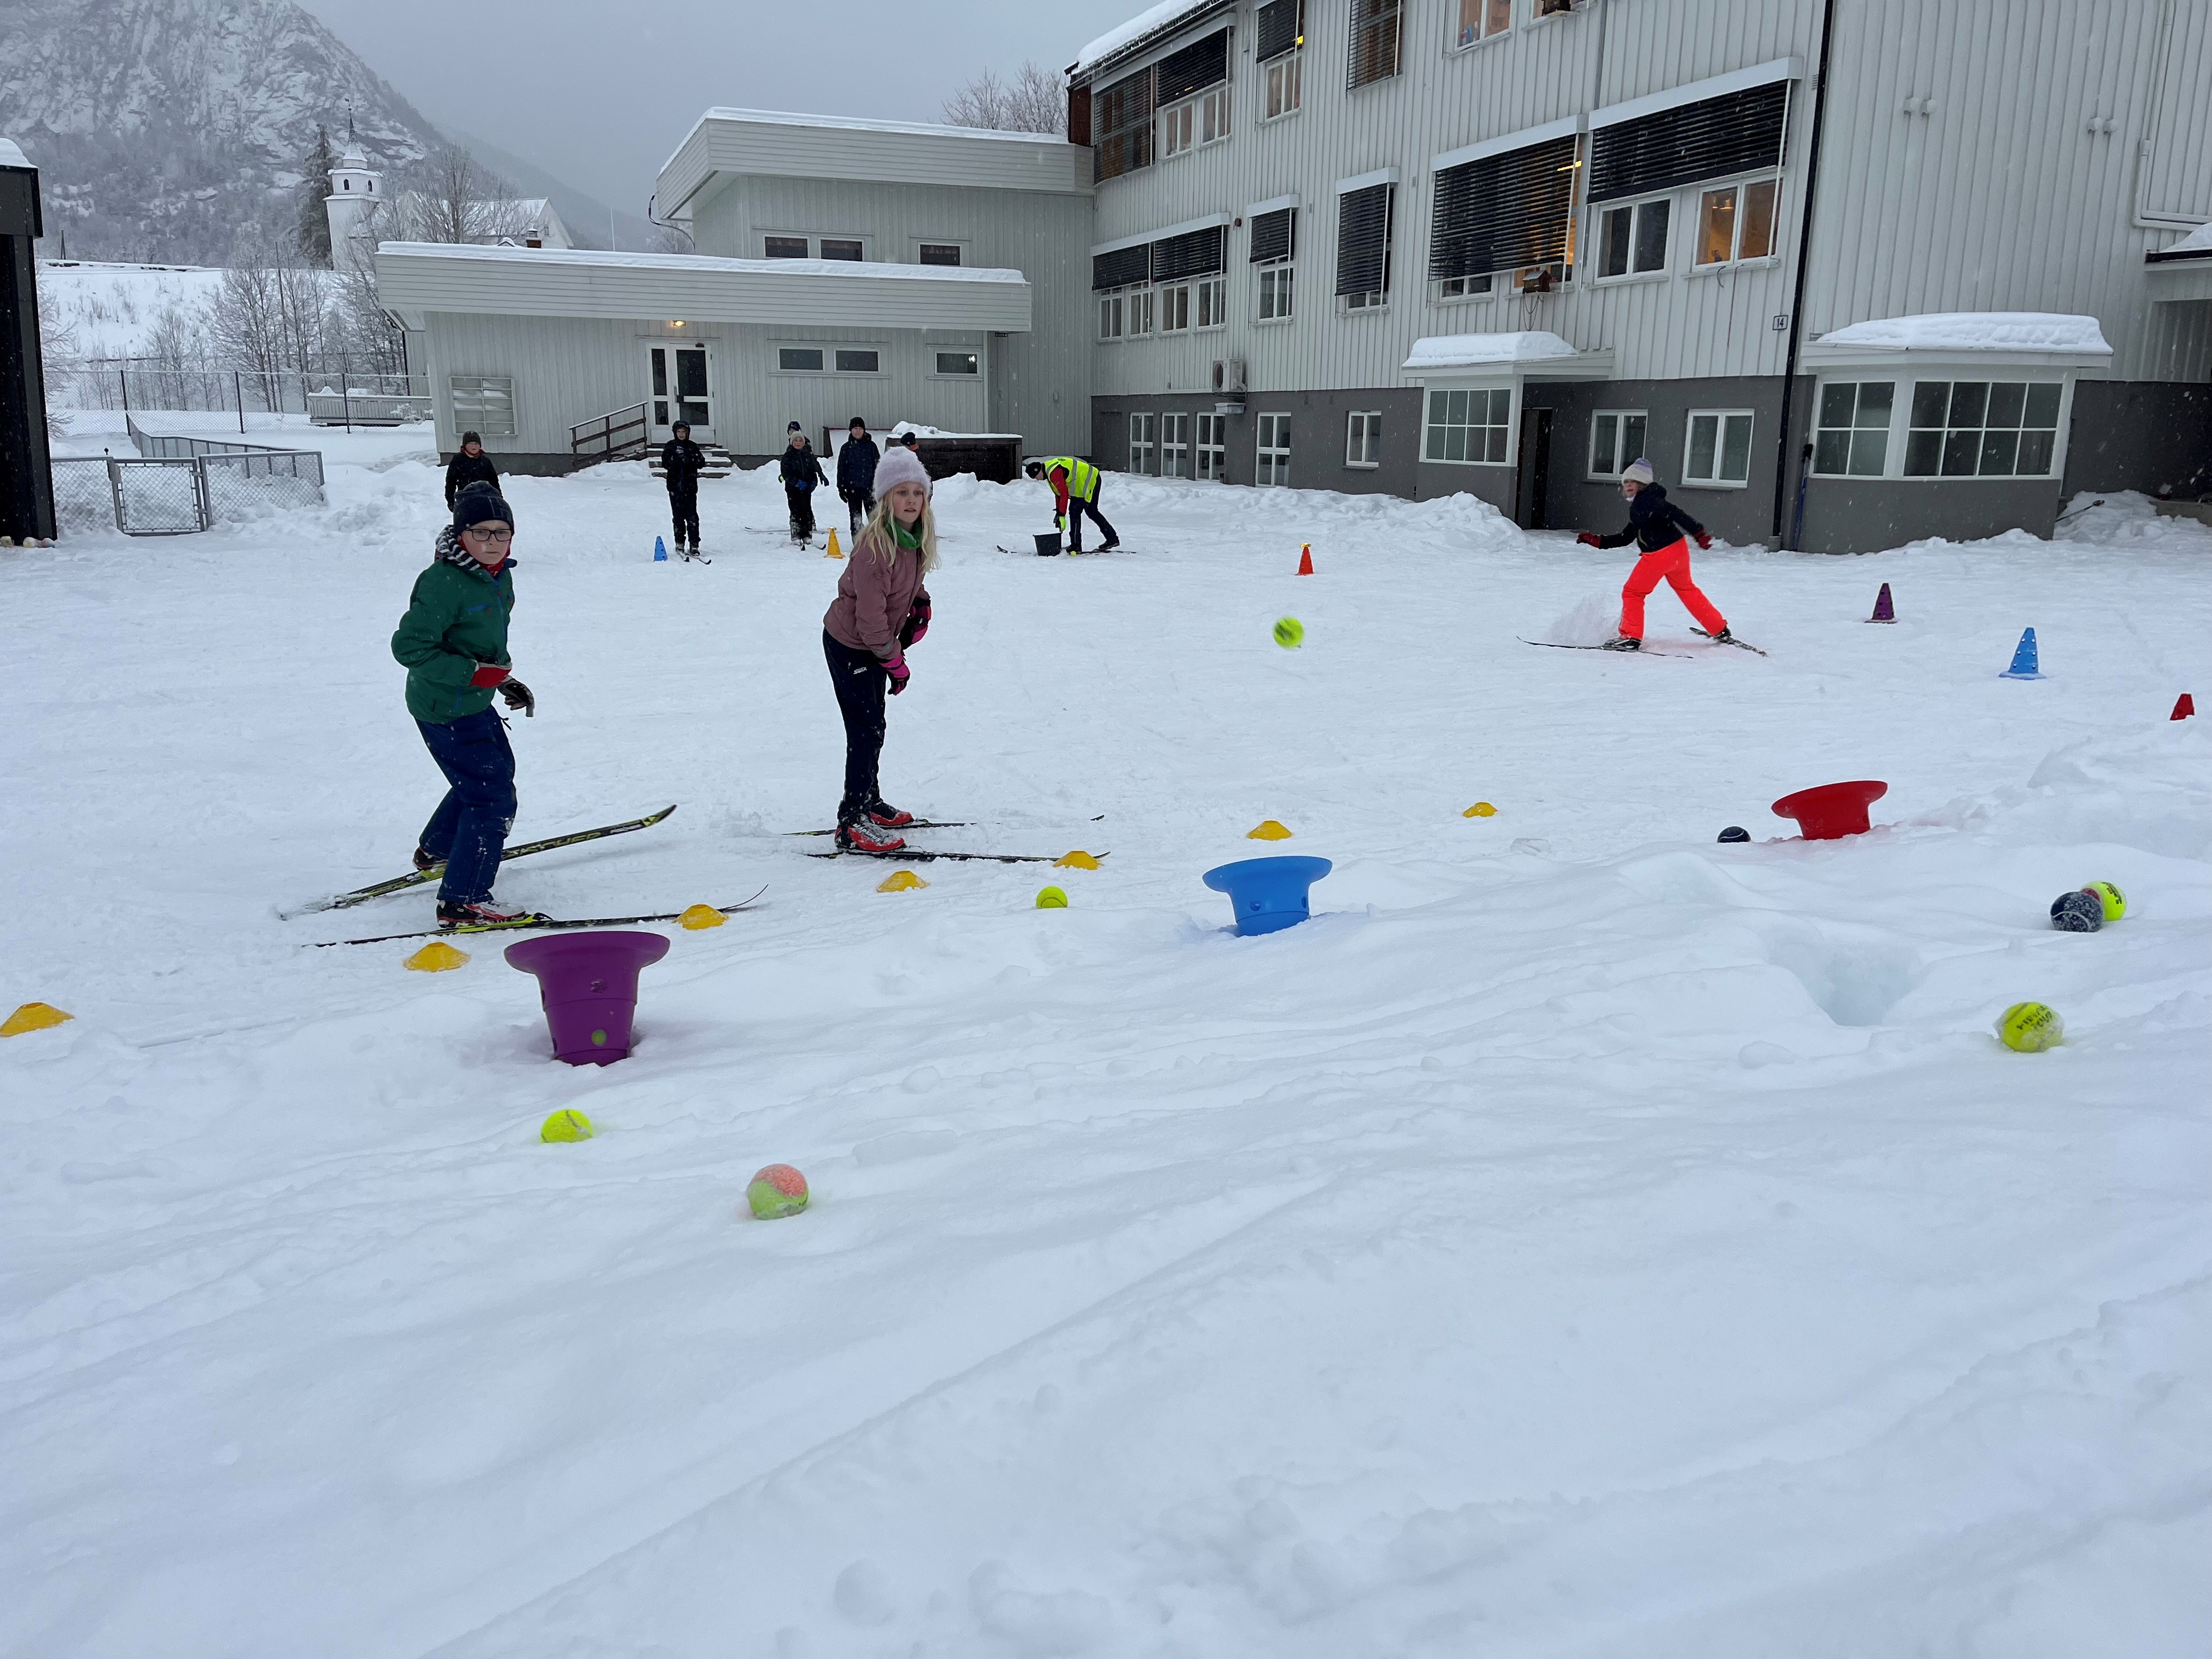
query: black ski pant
[
  {"left": 787, "top": 485, "right": 817, "bottom": 540},
  {"left": 668, "top": 484, "right": 699, "bottom": 549},
  {"left": 1066, "top": 487, "right": 1118, "bottom": 552},
  {"left": 823, "top": 629, "right": 887, "bottom": 825},
  {"left": 843, "top": 488, "right": 873, "bottom": 539},
  {"left": 415, "top": 706, "right": 517, "bottom": 904}
]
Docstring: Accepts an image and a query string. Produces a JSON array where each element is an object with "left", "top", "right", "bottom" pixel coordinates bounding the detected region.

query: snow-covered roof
[
  {"left": 1075, "top": 0, "right": 1234, "bottom": 77},
  {"left": 0, "top": 138, "right": 30, "bottom": 170},
  {"left": 375, "top": 242, "right": 1026, "bottom": 285},
  {"left": 1403, "top": 331, "right": 1584, "bottom": 371},
  {"left": 1811, "top": 312, "right": 2112, "bottom": 355},
  {"left": 693, "top": 108, "right": 1066, "bottom": 146},
  {"left": 2155, "top": 221, "right": 2212, "bottom": 256}
]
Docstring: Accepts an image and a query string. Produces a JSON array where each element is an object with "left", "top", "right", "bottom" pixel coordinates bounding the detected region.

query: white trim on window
[
  {"left": 1196, "top": 410, "right": 1229, "bottom": 481},
  {"left": 1161, "top": 410, "right": 1192, "bottom": 478},
  {"left": 1690, "top": 173, "right": 1782, "bottom": 269},
  {"left": 1431, "top": 114, "right": 1583, "bottom": 176},
  {"left": 1335, "top": 165, "right": 1401, "bottom": 195},
  {"left": 1590, "top": 56, "right": 1802, "bottom": 131},
  {"left": 1587, "top": 409, "right": 1648, "bottom": 479},
  {"left": 1256, "top": 411, "right": 1292, "bottom": 487},
  {"left": 1452, "top": 0, "right": 1514, "bottom": 52},
  {"left": 1422, "top": 384, "right": 1515, "bottom": 467},
  {"left": 1091, "top": 212, "right": 1233, "bottom": 258},
  {"left": 1681, "top": 408, "right": 1756, "bottom": 487},
  {"left": 1345, "top": 409, "right": 1383, "bottom": 468},
  {"left": 1128, "top": 410, "right": 1157, "bottom": 475},
  {"left": 1261, "top": 49, "right": 1303, "bottom": 121},
  {"left": 1256, "top": 262, "right": 1295, "bottom": 323},
  {"left": 1592, "top": 193, "right": 1673, "bottom": 281},
  {"left": 1159, "top": 83, "right": 1232, "bottom": 157}
]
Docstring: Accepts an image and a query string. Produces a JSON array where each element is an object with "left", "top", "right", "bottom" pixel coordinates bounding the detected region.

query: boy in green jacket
[{"left": 391, "top": 482, "right": 537, "bottom": 926}]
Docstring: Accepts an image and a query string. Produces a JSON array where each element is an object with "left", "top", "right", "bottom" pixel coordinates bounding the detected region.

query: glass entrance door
[{"left": 648, "top": 343, "right": 711, "bottom": 439}]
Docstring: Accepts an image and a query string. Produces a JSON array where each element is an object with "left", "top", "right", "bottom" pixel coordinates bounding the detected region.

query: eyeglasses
[{"left": 462, "top": 527, "right": 514, "bottom": 543}]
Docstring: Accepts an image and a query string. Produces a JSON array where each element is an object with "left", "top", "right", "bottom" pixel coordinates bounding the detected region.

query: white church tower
[{"left": 325, "top": 126, "right": 383, "bottom": 275}]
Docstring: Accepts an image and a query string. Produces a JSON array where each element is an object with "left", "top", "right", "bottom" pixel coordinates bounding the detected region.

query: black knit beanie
[{"left": 453, "top": 482, "right": 515, "bottom": 533}]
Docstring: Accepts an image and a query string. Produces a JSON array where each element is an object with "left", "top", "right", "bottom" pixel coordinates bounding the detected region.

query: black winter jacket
[
  {"left": 836, "top": 435, "right": 880, "bottom": 497},
  {"left": 778, "top": 444, "right": 829, "bottom": 492},
  {"left": 443, "top": 449, "right": 499, "bottom": 507},
  {"left": 1595, "top": 483, "right": 1706, "bottom": 554},
  {"left": 660, "top": 437, "right": 706, "bottom": 492}
]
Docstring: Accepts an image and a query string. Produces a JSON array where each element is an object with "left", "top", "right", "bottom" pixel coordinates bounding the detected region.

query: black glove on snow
[{"left": 498, "top": 678, "right": 536, "bottom": 718}]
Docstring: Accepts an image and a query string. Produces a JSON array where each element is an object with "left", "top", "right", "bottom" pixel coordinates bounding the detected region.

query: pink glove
[
  {"left": 883, "top": 652, "right": 910, "bottom": 695},
  {"left": 1694, "top": 532, "right": 1713, "bottom": 550},
  {"left": 469, "top": 662, "right": 512, "bottom": 687},
  {"left": 1576, "top": 532, "right": 1602, "bottom": 548}
]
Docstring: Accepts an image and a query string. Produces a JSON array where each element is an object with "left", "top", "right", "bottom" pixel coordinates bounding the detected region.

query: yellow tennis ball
[
  {"left": 1035, "top": 885, "right": 1068, "bottom": 908},
  {"left": 540, "top": 1109, "right": 594, "bottom": 1142},
  {"left": 1272, "top": 616, "right": 1305, "bottom": 649},
  {"left": 1995, "top": 1002, "right": 2063, "bottom": 1053},
  {"left": 2081, "top": 881, "right": 2125, "bottom": 921}
]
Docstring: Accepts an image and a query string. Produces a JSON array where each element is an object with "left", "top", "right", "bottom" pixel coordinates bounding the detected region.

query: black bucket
[{"left": 1033, "top": 531, "right": 1063, "bottom": 557}]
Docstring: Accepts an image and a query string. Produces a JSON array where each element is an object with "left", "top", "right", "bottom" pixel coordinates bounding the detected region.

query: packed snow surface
[
  {"left": 1812, "top": 312, "right": 2113, "bottom": 355},
  {"left": 1403, "top": 330, "right": 1584, "bottom": 370},
  {"left": 3, "top": 447, "right": 2209, "bottom": 1657}
]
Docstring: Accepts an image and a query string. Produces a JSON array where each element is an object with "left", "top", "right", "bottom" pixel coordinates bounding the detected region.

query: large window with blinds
[
  {"left": 1587, "top": 79, "right": 1790, "bottom": 206},
  {"left": 1257, "top": 0, "right": 1304, "bottom": 116},
  {"left": 1250, "top": 204, "right": 1298, "bottom": 321},
  {"left": 1348, "top": 0, "right": 1402, "bottom": 88},
  {"left": 1430, "top": 132, "right": 1580, "bottom": 292},
  {"left": 1336, "top": 183, "right": 1395, "bottom": 309},
  {"left": 1155, "top": 30, "right": 1232, "bottom": 157},
  {"left": 1094, "top": 67, "right": 1155, "bottom": 182}
]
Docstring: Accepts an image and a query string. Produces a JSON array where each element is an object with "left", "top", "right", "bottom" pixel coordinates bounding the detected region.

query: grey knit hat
[
  {"left": 873, "top": 447, "right": 930, "bottom": 496},
  {"left": 1622, "top": 457, "right": 1656, "bottom": 486}
]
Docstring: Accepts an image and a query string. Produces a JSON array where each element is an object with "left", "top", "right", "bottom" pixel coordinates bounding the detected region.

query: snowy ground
[
  {"left": 4, "top": 442, "right": 2209, "bottom": 1657},
  {"left": 37, "top": 261, "right": 229, "bottom": 359}
]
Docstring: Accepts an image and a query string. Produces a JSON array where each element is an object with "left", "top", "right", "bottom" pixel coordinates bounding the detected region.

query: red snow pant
[{"left": 1620, "top": 538, "right": 1727, "bottom": 639}]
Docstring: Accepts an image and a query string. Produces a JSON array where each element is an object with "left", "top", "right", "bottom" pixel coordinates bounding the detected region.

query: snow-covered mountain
[{"left": 0, "top": 0, "right": 441, "bottom": 264}]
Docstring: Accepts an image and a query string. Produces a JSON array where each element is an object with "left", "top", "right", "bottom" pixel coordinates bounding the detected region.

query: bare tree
[
  {"left": 649, "top": 221, "right": 695, "bottom": 255},
  {"left": 213, "top": 227, "right": 336, "bottom": 390},
  {"left": 942, "top": 61, "right": 1065, "bottom": 134},
  {"left": 391, "top": 143, "right": 531, "bottom": 245},
  {"left": 331, "top": 263, "right": 408, "bottom": 379}
]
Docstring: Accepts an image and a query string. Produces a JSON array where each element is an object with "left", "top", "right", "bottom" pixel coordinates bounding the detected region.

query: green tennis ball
[
  {"left": 540, "top": 1109, "right": 594, "bottom": 1143},
  {"left": 1272, "top": 616, "right": 1305, "bottom": 649},
  {"left": 1995, "top": 1002, "right": 2064, "bottom": 1053},
  {"left": 1035, "top": 885, "right": 1068, "bottom": 909},
  {"left": 748, "top": 1163, "right": 809, "bottom": 1219},
  {"left": 2081, "top": 880, "right": 2125, "bottom": 921}
]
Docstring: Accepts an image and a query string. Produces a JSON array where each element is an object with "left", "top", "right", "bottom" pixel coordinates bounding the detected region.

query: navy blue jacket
[
  {"left": 836, "top": 435, "right": 881, "bottom": 496},
  {"left": 779, "top": 444, "right": 828, "bottom": 492},
  {"left": 1595, "top": 483, "right": 1706, "bottom": 554}
]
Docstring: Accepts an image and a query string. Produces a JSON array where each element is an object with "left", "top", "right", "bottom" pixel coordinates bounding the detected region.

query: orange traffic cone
[{"left": 1296, "top": 544, "right": 1314, "bottom": 575}]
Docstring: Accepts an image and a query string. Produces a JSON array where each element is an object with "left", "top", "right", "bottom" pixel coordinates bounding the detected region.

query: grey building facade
[{"left": 1069, "top": 0, "right": 2212, "bottom": 550}]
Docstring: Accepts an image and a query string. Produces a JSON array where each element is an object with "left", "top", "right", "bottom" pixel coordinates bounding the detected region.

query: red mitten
[
  {"left": 1694, "top": 532, "right": 1713, "bottom": 550},
  {"left": 1576, "top": 532, "right": 1602, "bottom": 548},
  {"left": 469, "top": 662, "right": 512, "bottom": 687}
]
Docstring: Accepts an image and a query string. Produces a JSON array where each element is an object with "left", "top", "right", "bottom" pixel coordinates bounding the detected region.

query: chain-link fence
[
  {"left": 126, "top": 415, "right": 327, "bottom": 488},
  {"left": 48, "top": 422, "right": 326, "bottom": 537},
  {"left": 201, "top": 454, "right": 324, "bottom": 517},
  {"left": 47, "top": 364, "right": 431, "bottom": 427},
  {"left": 110, "top": 459, "right": 212, "bottom": 535},
  {"left": 49, "top": 457, "right": 119, "bottom": 535}
]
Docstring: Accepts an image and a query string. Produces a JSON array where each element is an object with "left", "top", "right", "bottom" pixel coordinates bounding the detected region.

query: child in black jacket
[{"left": 778, "top": 423, "right": 830, "bottom": 544}]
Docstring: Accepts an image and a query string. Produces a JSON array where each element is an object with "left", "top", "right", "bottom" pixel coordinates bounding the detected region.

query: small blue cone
[
  {"left": 653, "top": 535, "right": 668, "bottom": 562},
  {"left": 2000, "top": 627, "right": 2044, "bottom": 680}
]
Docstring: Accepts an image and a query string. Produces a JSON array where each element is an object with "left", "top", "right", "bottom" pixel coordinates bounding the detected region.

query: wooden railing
[{"left": 570, "top": 402, "right": 650, "bottom": 462}]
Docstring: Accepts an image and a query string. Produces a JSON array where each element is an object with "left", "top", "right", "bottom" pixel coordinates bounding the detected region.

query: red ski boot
[{"left": 835, "top": 821, "right": 908, "bottom": 855}]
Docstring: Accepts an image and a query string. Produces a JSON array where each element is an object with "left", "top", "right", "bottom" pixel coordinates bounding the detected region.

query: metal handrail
[{"left": 571, "top": 402, "right": 651, "bottom": 460}]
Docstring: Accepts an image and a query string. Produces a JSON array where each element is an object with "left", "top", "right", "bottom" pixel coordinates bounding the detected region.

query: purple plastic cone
[
  {"left": 504, "top": 930, "right": 670, "bottom": 1064},
  {"left": 1869, "top": 581, "right": 1895, "bottom": 622}
]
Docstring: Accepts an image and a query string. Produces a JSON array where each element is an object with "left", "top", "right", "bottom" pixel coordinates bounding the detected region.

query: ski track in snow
[{"left": 2, "top": 435, "right": 2210, "bottom": 1657}]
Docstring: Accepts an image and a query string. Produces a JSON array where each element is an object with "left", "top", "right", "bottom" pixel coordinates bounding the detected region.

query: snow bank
[
  {"left": 37, "top": 261, "right": 229, "bottom": 359},
  {"left": 1813, "top": 312, "right": 2112, "bottom": 354}
]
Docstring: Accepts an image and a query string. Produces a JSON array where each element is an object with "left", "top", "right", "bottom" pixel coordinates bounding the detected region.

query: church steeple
[{"left": 325, "top": 112, "right": 383, "bottom": 274}]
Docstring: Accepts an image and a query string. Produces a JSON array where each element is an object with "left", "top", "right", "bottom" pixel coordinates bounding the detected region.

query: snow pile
[
  {"left": 2056, "top": 489, "right": 2212, "bottom": 549},
  {"left": 3, "top": 454, "right": 2210, "bottom": 1655},
  {"left": 1812, "top": 312, "right": 2112, "bottom": 355}
]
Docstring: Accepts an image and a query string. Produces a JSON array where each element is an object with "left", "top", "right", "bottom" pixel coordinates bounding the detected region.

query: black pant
[
  {"left": 787, "top": 486, "right": 817, "bottom": 540},
  {"left": 1067, "top": 488, "right": 1118, "bottom": 552},
  {"left": 843, "top": 489, "right": 873, "bottom": 538},
  {"left": 668, "top": 484, "right": 698, "bottom": 548},
  {"left": 823, "top": 629, "right": 887, "bottom": 824}
]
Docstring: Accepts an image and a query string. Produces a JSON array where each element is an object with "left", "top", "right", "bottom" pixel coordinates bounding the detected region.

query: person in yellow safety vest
[{"left": 1024, "top": 456, "right": 1121, "bottom": 554}]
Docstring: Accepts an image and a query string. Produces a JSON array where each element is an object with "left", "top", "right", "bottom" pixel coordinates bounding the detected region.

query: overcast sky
[{"left": 293, "top": 0, "right": 1111, "bottom": 214}]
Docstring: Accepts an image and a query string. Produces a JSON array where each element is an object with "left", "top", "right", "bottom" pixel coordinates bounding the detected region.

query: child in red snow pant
[{"left": 1620, "top": 538, "right": 1727, "bottom": 639}]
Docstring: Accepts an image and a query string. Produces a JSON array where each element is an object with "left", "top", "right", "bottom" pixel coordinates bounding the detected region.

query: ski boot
[
  {"left": 835, "top": 821, "right": 907, "bottom": 855},
  {"left": 437, "top": 896, "right": 534, "bottom": 928},
  {"left": 1600, "top": 636, "right": 1643, "bottom": 652},
  {"left": 412, "top": 845, "right": 442, "bottom": 872},
  {"left": 865, "top": 799, "right": 915, "bottom": 829}
]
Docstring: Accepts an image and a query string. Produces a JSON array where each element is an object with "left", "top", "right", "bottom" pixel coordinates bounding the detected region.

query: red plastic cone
[
  {"left": 1868, "top": 581, "right": 1895, "bottom": 622},
  {"left": 1296, "top": 544, "right": 1314, "bottom": 575},
  {"left": 2174, "top": 692, "right": 2196, "bottom": 721}
]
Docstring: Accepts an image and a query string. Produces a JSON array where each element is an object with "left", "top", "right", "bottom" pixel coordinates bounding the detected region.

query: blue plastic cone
[
  {"left": 1999, "top": 627, "right": 2044, "bottom": 680},
  {"left": 653, "top": 535, "right": 668, "bottom": 562}
]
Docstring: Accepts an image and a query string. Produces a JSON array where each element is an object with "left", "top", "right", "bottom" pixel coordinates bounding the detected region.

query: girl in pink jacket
[{"left": 822, "top": 445, "right": 937, "bottom": 852}]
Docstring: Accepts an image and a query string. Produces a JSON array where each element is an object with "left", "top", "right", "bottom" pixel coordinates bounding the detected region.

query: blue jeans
[{"left": 415, "top": 707, "right": 517, "bottom": 902}]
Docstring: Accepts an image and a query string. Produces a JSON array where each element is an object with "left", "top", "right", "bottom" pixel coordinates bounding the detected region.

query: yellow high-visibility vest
[{"left": 1045, "top": 457, "right": 1101, "bottom": 501}]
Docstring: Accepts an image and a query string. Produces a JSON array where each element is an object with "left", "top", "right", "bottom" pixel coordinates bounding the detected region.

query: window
[
  {"left": 1457, "top": 0, "right": 1511, "bottom": 48},
  {"left": 1098, "top": 289, "right": 1127, "bottom": 340},
  {"left": 1348, "top": 0, "right": 1402, "bottom": 88},
  {"left": 1598, "top": 197, "right": 1669, "bottom": 278},
  {"left": 1258, "top": 263, "right": 1295, "bottom": 320},
  {"left": 1153, "top": 29, "right": 1229, "bottom": 159},
  {"left": 764, "top": 235, "right": 808, "bottom": 259},
  {"left": 1094, "top": 67, "right": 1156, "bottom": 181},
  {"left": 917, "top": 243, "right": 961, "bottom": 267},
  {"left": 1588, "top": 410, "right": 1648, "bottom": 478},
  {"left": 1588, "top": 76, "right": 1790, "bottom": 206},
  {"left": 1424, "top": 387, "right": 1511, "bottom": 464},
  {"left": 1163, "top": 413, "right": 1192, "bottom": 478},
  {"left": 834, "top": 348, "right": 880, "bottom": 374},
  {"left": 1336, "top": 181, "right": 1394, "bottom": 310},
  {"left": 1197, "top": 412, "right": 1228, "bottom": 480},
  {"left": 1128, "top": 287, "right": 1155, "bottom": 336},
  {"left": 1265, "top": 51, "right": 1303, "bottom": 118},
  {"left": 449, "top": 375, "right": 515, "bottom": 439},
  {"left": 1812, "top": 382, "right": 1893, "bottom": 477},
  {"left": 1129, "top": 412, "right": 1157, "bottom": 474},
  {"left": 1684, "top": 409, "right": 1754, "bottom": 486},
  {"left": 1251, "top": 206, "right": 1296, "bottom": 321},
  {"left": 1904, "top": 381, "right": 2061, "bottom": 477},
  {"left": 1346, "top": 410, "right": 1381, "bottom": 467},
  {"left": 820, "top": 239, "right": 863, "bottom": 261},
  {"left": 1533, "top": 0, "right": 1575, "bottom": 14},
  {"left": 1197, "top": 278, "right": 1228, "bottom": 328},
  {"left": 934, "top": 351, "right": 979, "bottom": 376},
  {"left": 1256, "top": 0, "right": 1305, "bottom": 60},
  {"left": 777, "top": 347, "right": 824, "bottom": 372},
  {"left": 1257, "top": 413, "right": 1292, "bottom": 486},
  {"left": 1695, "top": 178, "right": 1779, "bottom": 266},
  {"left": 1430, "top": 132, "right": 1579, "bottom": 295},
  {"left": 1160, "top": 86, "right": 1231, "bottom": 157},
  {"left": 1159, "top": 284, "right": 1192, "bottom": 332}
]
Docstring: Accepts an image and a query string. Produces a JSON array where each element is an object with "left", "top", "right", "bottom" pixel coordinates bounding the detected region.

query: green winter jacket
[{"left": 392, "top": 531, "right": 515, "bottom": 723}]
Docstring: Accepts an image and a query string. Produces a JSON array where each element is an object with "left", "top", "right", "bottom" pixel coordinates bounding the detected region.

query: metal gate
[{"left": 109, "top": 457, "right": 212, "bottom": 535}]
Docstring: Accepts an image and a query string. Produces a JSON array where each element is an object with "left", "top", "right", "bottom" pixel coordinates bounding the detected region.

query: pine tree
[{"left": 295, "top": 126, "right": 336, "bottom": 264}]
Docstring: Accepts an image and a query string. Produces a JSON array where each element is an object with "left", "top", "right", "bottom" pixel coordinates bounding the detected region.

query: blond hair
[{"left": 864, "top": 490, "right": 941, "bottom": 573}]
